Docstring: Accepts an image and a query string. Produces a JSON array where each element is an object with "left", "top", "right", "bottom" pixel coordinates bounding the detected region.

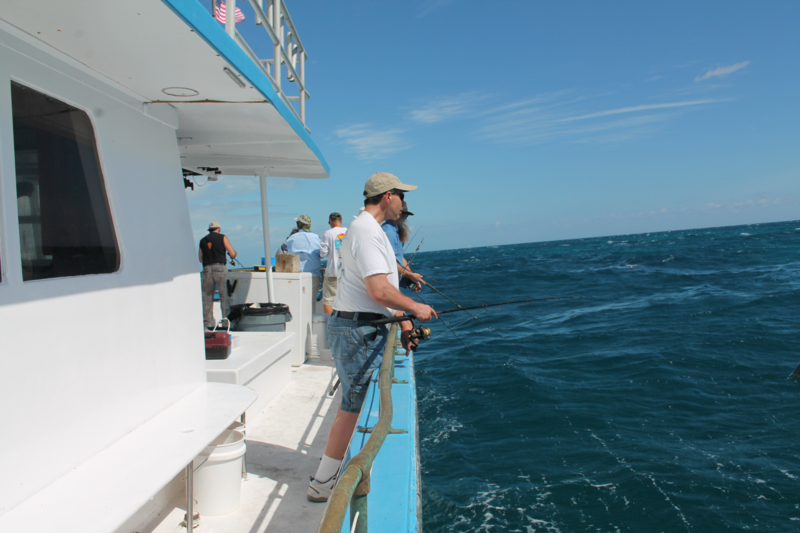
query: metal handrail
[
  {"left": 317, "top": 324, "right": 400, "bottom": 533},
  {"left": 215, "top": 0, "right": 310, "bottom": 127}
]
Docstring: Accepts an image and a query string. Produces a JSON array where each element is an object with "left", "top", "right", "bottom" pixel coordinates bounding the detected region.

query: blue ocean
[{"left": 410, "top": 220, "right": 800, "bottom": 532}]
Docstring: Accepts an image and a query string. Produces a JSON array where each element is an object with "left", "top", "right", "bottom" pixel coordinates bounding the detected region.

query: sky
[{"left": 186, "top": 0, "right": 800, "bottom": 264}]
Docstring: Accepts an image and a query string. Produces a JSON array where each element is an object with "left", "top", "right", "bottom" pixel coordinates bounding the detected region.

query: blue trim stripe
[{"left": 160, "top": 0, "right": 330, "bottom": 176}]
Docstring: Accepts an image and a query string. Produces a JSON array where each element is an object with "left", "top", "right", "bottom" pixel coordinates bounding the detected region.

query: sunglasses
[{"left": 390, "top": 189, "right": 405, "bottom": 200}]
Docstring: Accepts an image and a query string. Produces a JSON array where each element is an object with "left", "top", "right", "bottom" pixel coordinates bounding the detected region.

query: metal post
[
  {"left": 272, "top": 0, "right": 282, "bottom": 92},
  {"left": 255, "top": 0, "right": 264, "bottom": 25},
  {"left": 299, "top": 50, "right": 306, "bottom": 124},
  {"left": 185, "top": 463, "right": 194, "bottom": 532},
  {"left": 241, "top": 412, "right": 248, "bottom": 479},
  {"left": 225, "top": 0, "right": 236, "bottom": 36},
  {"left": 260, "top": 176, "right": 275, "bottom": 303}
]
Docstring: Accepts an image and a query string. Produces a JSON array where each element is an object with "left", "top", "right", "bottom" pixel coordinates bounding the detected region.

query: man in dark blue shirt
[{"left": 381, "top": 202, "right": 422, "bottom": 291}]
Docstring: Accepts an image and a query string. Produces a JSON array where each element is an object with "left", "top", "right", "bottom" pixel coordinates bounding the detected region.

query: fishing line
[
  {"left": 413, "top": 292, "right": 473, "bottom": 353},
  {"left": 422, "top": 274, "right": 488, "bottom": 306},
  {"left": 421, "top": 280, "right": 531, "bottom": 356},
  {"left": 401, "top": 236, "right": 486, "bottom": 306}
]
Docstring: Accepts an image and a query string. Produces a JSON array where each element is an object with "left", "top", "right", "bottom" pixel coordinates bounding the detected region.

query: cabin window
[{"left": 11, "top": 82, "right": 119, "bottom": 281}]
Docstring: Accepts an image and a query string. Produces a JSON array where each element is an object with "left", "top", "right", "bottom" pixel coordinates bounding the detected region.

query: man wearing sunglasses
[{"left": 307, "top": 172, "right": 437, "bottom": 502}]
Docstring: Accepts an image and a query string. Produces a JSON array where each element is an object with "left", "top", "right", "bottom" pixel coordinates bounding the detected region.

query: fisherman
[
  {"left": 307, "top": 172, "right": 437, "bottom": 502},
  {"left": 199, "top": 221, "right": 237, "bottom": 329},
  {"left": 382, "top": 201, "right": 423, "bottom": 291},
  {"left": 283, "top": 214, "right": 322, "bottom": 312},
  {"left": 319, "top": 212, "right": 347, "bottom": 315}
]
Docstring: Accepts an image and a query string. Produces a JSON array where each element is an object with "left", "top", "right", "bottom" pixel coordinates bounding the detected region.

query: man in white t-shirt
[
  {"left": 319, "top": 212, "right": 347, "bottom": 315},
  {"left": 307, "top": 172, "right": 437, "bottom": 503}
]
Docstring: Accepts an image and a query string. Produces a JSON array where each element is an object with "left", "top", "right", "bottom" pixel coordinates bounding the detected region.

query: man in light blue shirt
[{"left": 284, "top": 214, "right": 321, "bottom": 310}]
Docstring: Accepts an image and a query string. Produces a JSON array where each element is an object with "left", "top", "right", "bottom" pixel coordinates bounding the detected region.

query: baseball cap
[
  {"left": 329, "top": 212, "right": 342, "bottom": 221},
  {"left": 363, "top": 172, "right": 418, "bottom": 198},
  {"left": 401, "top": 202, "right": 414, "bottom": 216},
  {"left": 208, "top": 221, "right": 221, "bottom": 230}
]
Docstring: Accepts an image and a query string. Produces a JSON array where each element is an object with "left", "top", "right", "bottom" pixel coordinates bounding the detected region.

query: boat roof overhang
[{"left": 1, "top": 0, "right": 329, "bottom": 179}]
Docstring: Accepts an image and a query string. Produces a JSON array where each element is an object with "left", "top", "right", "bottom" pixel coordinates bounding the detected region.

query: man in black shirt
[{"left": 199, "top": 221, "right": 237, "bottom": 329}]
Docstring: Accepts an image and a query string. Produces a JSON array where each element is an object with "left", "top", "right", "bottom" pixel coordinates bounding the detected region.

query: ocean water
[{"left": 410, "top": 220, "right": 800, "bottom": 532}]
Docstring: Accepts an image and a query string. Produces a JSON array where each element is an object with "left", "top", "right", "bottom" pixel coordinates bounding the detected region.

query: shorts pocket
[{"left": 327, "top": 322, "right": 355, "bottom": 362}]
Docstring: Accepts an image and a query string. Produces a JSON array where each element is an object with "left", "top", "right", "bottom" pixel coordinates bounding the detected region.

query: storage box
[
  {"left": 205, "top": 331, "right": 232, "bottom": 360},
  {"left": 275, "top": 254, "right": 300, "bottom": 273}
]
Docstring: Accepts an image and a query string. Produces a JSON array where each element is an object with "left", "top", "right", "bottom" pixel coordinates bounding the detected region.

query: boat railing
[
  {"left": 317, "top": 324, "right": 401, "bottom": 533},
  {"left": 216, "top": 0, "right": 310, "bottom": 129}
]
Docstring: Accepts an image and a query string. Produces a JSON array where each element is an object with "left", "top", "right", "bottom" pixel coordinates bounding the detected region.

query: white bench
[
  {"left": 206, "top": 332, "right": 294, "bottom": 416},
  {"left": 0, "top": 383, "right": 256, "bottom": 533}
]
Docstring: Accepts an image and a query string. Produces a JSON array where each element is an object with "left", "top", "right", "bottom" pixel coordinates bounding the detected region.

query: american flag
[{"left": 214, "top": 0, "right": 245, "bottom": 24}]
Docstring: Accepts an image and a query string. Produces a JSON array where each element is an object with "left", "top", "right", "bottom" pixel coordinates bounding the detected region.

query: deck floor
[{"left": 149, "top": 357, "right": 339, "bottom": 533}]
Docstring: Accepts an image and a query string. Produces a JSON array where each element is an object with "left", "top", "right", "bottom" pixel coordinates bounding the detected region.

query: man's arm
[
  {"left": 364, "top": 274, "right": 436, "bottom": 322},
  {"left": 319, "top": 234, "right": 329, "bottom": 258},
  {"left": 223, "top": 236, "right": 237, "bottom": 259},
  {"left": 398, "top": 259, "right": 423, "bottom": 291},
  {"left": 198, "top": 248, "right": 203, "bottom": 263}
]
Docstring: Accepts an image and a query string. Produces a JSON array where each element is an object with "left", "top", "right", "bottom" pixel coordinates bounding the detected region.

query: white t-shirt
[
  {"left": 333, "top": 211, "right": 398, "bottom": 317},
  {"left": 319, "top": 226, "right": 347, "bottom": 278}
]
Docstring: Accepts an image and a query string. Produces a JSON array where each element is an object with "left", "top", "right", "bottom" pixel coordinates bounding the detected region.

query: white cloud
[
  {"left": 695, "top": 61, "right": 750, "bottom": 82},
  {"left": 335, "top": 123, "right": 412, "bottom": 161},
  {"left": 558, "top": 100, "right": 724, "bottom": 122},
  {"left": 408, "top": 93, "right": 486, "bottom": 124},
  {"left": 473, "top": 92, "right": 727, "bottom": 145}
]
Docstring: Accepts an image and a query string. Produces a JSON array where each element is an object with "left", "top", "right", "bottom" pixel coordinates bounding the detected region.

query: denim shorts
[{"left": 327, "top": 314, "right": 389, "bottom": 413}]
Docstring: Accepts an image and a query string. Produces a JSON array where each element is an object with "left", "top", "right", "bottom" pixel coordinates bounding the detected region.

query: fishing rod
[
  {"left": 402, "top": 235, "right": 426, "bottom": 274},
  {"left": 370, "top": 296, "right": 582, "bottom": 326},
  {"left": 403, "top": 227, "right": 421, "bottom": 253}
]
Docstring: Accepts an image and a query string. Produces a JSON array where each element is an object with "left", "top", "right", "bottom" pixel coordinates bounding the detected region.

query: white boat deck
[{"left": 148, "top": 357, "right": 340, "bottom": 533}]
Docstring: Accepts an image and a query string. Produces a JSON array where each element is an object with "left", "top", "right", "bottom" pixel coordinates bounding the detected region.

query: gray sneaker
[{"left": 307, "top": 475, "right": 337, "bottom": 502}]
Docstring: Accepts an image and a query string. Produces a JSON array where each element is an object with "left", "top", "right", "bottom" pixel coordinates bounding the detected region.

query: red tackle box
[{"left": 204, "top": 331, "right": 232, "bottom": 360}]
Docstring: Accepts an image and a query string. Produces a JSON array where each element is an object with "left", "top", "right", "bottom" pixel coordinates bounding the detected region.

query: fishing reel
[{"left": 409, "top": 326, "right": 431, "bottom": 342}]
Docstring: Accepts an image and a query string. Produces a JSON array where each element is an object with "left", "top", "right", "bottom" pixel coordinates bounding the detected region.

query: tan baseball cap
[
  {"left": 363, "top": 172, "right": 418, "bottom": 198},
  {"left": 208, "top": 221, "right": 221, "bottom": 230}
]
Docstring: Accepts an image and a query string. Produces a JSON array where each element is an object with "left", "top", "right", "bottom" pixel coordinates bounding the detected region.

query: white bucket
[
  {"left": 228, "top": 420, "right": 245, "bottom": 435},
  {"left": 311, "top": 313, "right": 331, "bottom": 359},
  {"left": 193, "top": 429, "right": 246, "bottom": 515}
]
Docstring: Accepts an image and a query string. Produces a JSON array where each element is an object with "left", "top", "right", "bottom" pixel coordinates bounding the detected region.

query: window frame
[{"left": 7, "top": 77, "right": 122, "bottom": 283}]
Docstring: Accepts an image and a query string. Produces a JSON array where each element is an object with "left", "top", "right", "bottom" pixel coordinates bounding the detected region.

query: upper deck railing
[
  {"left": 317, "top": 324, "right": 403, "bottom": 533},
  {"left": 216, "top": 0, "right": 310, "bottom": 129}
]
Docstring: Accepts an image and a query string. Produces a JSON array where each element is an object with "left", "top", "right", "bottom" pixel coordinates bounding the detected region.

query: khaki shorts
[{"left": 322, "top": 276, "right": 338, "bottom": 305}]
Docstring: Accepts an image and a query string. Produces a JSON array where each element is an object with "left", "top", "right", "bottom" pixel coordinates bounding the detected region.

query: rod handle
[{"left": 369, "top": 315, "right": 415, "bottom": 326}]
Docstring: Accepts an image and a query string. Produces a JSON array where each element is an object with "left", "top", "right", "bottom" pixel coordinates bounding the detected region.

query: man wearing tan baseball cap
[
  {"left": 308, "top": 172, "right": 435, "bottom": 502},
  {"left": 361, "top": 171, "right": 418, "bottom": 199}
]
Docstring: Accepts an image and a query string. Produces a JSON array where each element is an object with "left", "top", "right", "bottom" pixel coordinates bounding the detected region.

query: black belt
[{"left": 332, "top": 310, "right": 385, "bottom": 321}]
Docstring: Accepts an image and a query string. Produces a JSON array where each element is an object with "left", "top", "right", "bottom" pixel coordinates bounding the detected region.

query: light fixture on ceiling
[{"left": 162, "top": 87, "right": 199, "bottom": 97}]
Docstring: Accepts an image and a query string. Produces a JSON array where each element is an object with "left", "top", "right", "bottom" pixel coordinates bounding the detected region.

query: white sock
[{"left": 314, "top": 454, "right": 341, "bottom": 482}]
